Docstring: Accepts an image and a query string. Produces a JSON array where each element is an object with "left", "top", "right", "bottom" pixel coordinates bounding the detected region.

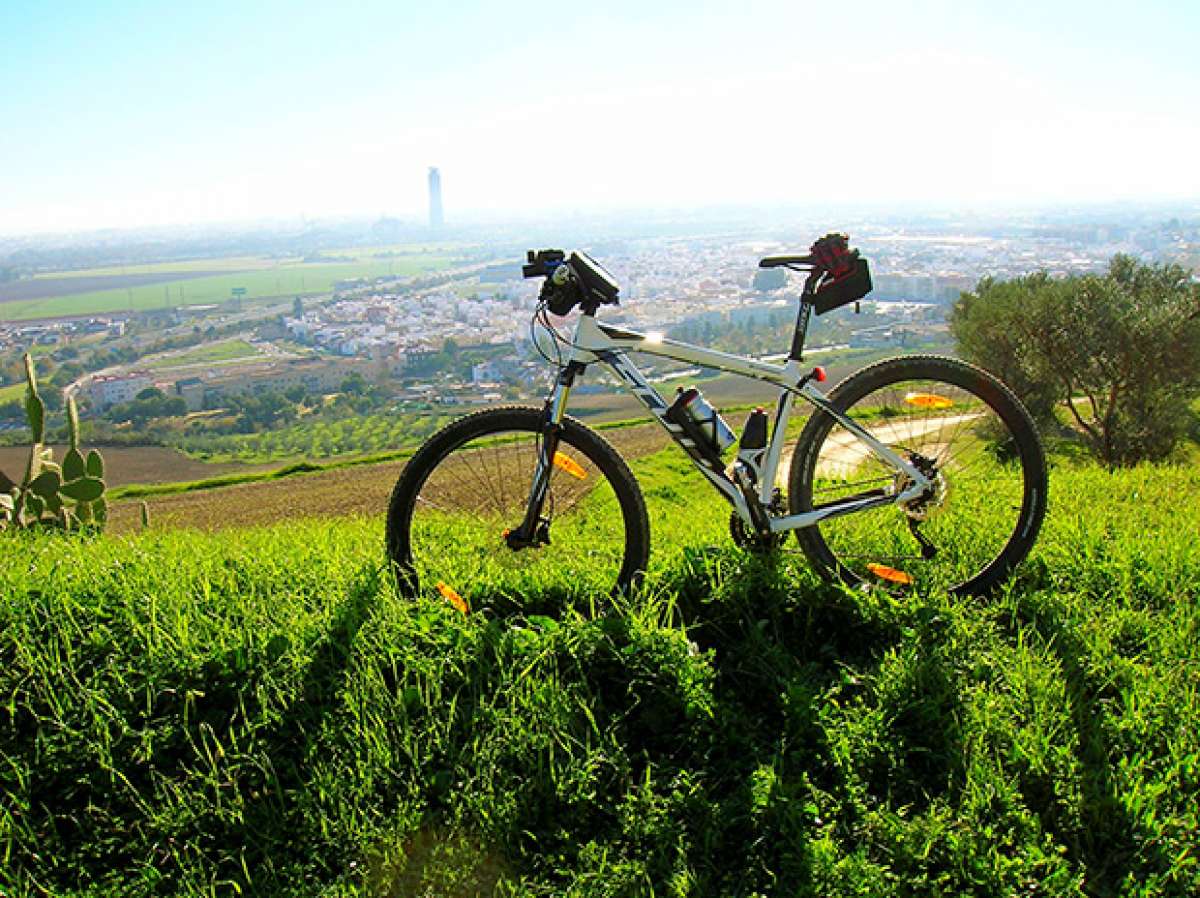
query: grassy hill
[{"left": 2, "top": 448, "right": 1198, "bottom": 896}]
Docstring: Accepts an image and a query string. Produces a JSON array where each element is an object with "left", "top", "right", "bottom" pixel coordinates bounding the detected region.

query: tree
[
  {"left": 951, "top": 256, "right": 1200, "bottom": 467},
  {"left": 51, "top": 362, "right": 84, "bottom": 388},
  {"left": 105, "top": 390, "right": 186, "bottom": 428},
  {"left": 339, "top": 372, "right": 369, "bottom": 396},
  {"left": 949, "top": 273, "right": 1062, "bottom": 424}
]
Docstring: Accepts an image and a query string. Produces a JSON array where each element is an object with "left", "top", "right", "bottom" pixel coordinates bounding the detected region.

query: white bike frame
[{"left": 539, "top": 313, "right": 933, "bottom": 535}]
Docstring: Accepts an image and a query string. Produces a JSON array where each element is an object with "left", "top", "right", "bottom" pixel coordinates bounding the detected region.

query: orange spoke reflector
[
  {"left": 867, "top": 563, "right": 914, "bottom": 585},
  {"left": 553, "top": 452, "right": 588, "bottom": 479},
  {"left": 436, "top": 581, "right": 469, "bottom": 614},
  {"left": 905, "top": 392, "right": 954, "bottom": 410}
]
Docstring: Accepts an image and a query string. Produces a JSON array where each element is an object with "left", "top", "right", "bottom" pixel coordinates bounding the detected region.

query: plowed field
[
  {"left": 0, "top": 445, "right": 269, "bottom": 489},
  {"left": 106, "top": 423, "right": 673, "bottom": 534}
]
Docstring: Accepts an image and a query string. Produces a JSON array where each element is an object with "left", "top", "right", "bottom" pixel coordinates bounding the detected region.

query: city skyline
[{"left": 3, "top": 1, "right": 1199, "bottom": 237}]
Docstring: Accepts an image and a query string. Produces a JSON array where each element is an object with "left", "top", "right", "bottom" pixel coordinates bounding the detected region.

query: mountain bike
[{"left": 386, "top": 234, "right": 1047, "bottom": 606}]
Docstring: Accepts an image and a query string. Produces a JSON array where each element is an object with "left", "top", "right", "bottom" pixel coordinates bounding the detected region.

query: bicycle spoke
[
  {"left": 391, "top": 410, "right": 646, "bottom": 601},
  {"left": 793, "top": 359, "right": 1044, "bottom": 595}
]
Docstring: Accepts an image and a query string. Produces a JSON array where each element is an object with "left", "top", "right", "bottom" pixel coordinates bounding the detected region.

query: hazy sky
[{"left": 2, "top": 0, "right": 1198, "bottom": 235}]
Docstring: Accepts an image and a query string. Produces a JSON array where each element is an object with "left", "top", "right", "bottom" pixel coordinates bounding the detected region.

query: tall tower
[{"left": 428, "top": 167, "right": 444, "bottom": 229}]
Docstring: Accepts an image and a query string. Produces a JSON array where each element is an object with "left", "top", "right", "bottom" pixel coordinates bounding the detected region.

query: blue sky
[{"left": 2, "top": 0, "right": 1198, "bottom": 234}]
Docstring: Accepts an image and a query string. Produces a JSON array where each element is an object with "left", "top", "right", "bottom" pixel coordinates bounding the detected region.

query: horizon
[
  {"left": 4, "top": 195, "right": 1200, "bottom": 248},
  {"left": 4, "top": 1, "right": 1199, "bottom": 237}
]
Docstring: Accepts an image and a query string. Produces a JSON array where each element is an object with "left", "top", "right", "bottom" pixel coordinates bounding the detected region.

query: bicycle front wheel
[
  {"left": 789, "top": 355, "right": 1047, "bottom": 596},
  {"left": 387, "top": 406, "right": 649, "bottom": 605}
]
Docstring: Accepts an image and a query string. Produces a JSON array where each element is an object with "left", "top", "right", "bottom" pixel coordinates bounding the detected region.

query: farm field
[
  {"left": 0, "top": 444, "right": 271, "bottom": 488},
  {"left": 2, "top": 446, "right": 1198, "bottom": 896},
  {"left": 0, "top": 270, "right": 252, "bottom": 305},
  {"left": 161, "top": 389, "right": 802, "bottom": 466},
  {"left": 169, "top": 409, "right": 462, "bottom": 463},
  {"left": 33, "top": 256, "right": 284, "bottom": 277},
  {"left": 109, "top": 421, "right": 673, "bottom": 532},
  {"left": 566, "top": 355, "right": 878, "bottom": 421},
  {"left": 143, "top": 338, "right": 264, "bottom": 369},
  {"left": 0, "top": 252, "right": 462, "bottom": 321}
]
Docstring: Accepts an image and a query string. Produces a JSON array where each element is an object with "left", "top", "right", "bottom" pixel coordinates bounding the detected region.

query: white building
[{"left": 88, "top": 371, "right": 153, "bottom": 409}]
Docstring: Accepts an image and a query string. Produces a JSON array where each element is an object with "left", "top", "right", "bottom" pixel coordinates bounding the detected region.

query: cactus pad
[
  {"left": 63, "top": 448, "right": 86, "bottom": 481},
  {"left": 61, "top": 477, "right": 105, "bottom": 503}
]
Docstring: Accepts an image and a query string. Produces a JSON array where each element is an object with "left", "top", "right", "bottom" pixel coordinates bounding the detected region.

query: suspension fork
[{"left": 507, "top": 361, "right": 583, "bottom": 548}]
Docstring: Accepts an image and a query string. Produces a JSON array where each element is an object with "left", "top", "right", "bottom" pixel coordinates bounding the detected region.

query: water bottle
[{"left": 673, "top": 387, "right": 736, "bottom": 455}]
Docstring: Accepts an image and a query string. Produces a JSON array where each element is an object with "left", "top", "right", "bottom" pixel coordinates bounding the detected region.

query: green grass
[
  {"left": 35, "top": 257, "right": 280, "bottom": 277},
  {"left": 1, "top": 256, "right": 459, "bottom": 321},
  {"left": 0, "top": 382, "right": 24, "bottom": 403},
  {"left": 144, "top": 339, "right": 263, "bottom": 369},
  {"left": 2, "top": 456, "right": 1199, "bottom": 896}
]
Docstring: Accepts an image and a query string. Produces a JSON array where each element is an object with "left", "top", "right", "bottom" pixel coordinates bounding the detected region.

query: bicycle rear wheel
[
  {"left": 789, "top": 355, "right": 1047, "bottom": 596},
  {"left": 387, "top": 406, "right": 649, "bottom": 605}
]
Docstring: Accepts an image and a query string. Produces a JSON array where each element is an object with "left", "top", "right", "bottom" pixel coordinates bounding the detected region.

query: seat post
[{"left": 788, "top": 270, "right": 822, "bottom": 362}]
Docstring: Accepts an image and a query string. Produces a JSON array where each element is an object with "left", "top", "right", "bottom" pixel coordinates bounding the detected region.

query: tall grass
[{"left": 1, "top": 455, "right": 1198, "bottom": 896}]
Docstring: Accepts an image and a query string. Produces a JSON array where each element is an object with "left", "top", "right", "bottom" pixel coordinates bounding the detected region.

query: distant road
[{"left": 0, "top": 271, "right": 248, "bottom": 305}]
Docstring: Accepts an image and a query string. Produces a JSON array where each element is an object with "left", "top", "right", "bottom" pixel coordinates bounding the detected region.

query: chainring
[{"left": 729, "top": 490, "right": 788, "bottom": 553}]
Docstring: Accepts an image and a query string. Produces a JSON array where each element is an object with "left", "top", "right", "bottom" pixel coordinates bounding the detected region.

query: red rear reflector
[{"left": 814, "top": 366, "right": 827, "bottom": 383}]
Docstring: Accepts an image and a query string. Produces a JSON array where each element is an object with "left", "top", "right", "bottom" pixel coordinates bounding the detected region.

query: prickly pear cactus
[{"left": 0, "top": 353, "right": 109, "bottom": 533}]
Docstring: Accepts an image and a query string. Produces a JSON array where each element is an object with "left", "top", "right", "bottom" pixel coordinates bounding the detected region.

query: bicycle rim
[
  {"left": 793, "top": 359, "right": 1044, "bottom": 595},
  {"left": 393, "top": 419, "right": 640, "bottom": 605}
]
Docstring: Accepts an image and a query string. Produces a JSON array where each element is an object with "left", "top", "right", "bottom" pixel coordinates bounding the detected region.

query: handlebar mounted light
[{"left": 523, "top": 248, "right": 620, "bottom": 316}]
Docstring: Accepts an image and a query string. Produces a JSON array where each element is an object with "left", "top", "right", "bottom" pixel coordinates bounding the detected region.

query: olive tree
[{"left": 951, "top": 256, "right": 1200, "bottom": 467}]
